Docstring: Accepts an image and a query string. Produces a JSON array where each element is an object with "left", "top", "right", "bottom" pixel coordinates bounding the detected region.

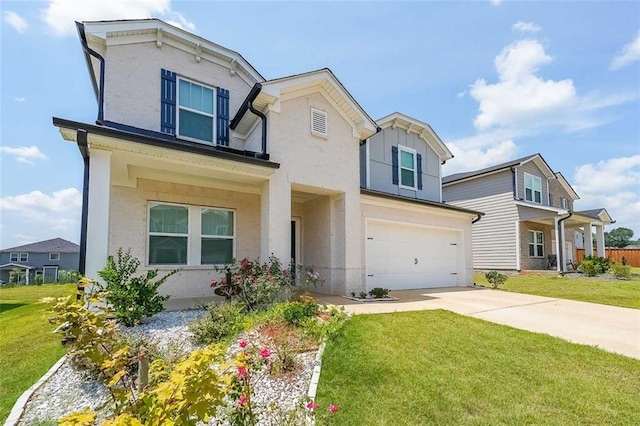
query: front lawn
[
  {"left": 316, "top": 310, "right": 640, "bottom": 425},
  {"left": 0, "top": 284, "right": 75, "bottom": 422},
  {"left": 474, "top": 273, "right": 640, "bottom": 309}
]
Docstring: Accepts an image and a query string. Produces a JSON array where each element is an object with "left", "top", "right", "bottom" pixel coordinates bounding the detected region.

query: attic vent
[{"left": 310, "top": 108, "right": 328, "bottom": 137}]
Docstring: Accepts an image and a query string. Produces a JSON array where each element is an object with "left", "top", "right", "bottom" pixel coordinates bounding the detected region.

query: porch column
[
  {"left": 595, "top": 224, "right": 605, "bottom": 257},
  {"left": 86, "top": 149, "right": 111, "bottom": 282},
  {"left": 554, "top": 217, "right": 563, "bottom": 273},
  {"left": 584, "top": 224, "right": 594, "bottom": 257},
  {"left": 260, "top": 172, "right": 291, "bottom": 262}
]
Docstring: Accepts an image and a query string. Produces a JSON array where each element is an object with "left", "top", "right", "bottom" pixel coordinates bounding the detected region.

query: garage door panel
[{"left": 366, "top": 221, "right": 461, "bottom": 291}]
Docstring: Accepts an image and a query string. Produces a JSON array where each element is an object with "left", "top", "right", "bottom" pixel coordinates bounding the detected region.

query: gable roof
[
  {"left": 1, "top": 238, "right": 79, "bottom": 254},
  {"left": 575, "top": 208, "right": 614, "bottom": 224},
  {"left": 375, "top": 112, "right": 453, "bottom": 162},
  {"left": 554, "top": 172, "right": 580, "bottom": 200},
  {"left": 442, "top": 153, "right": 554, "bottom": 185}
]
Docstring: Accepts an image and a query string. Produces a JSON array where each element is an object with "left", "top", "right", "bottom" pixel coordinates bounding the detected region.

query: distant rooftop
[
  {"left": 1, "top": 238, "right": 79, "bottom": 253},
  {"left": 443, "top": 154, "right": 540, "bottom": 184}
]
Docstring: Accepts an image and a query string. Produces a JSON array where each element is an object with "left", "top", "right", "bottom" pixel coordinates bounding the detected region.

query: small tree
[
  {"left": 9, "top": 268, "right": 25, "bottom": 285},
  {"left": 97, "top": 248, "right": 178, "bottom": 326},
  {"left": 604, "top": 227, "right": 634, "bottom": 248},
  {"left": 485, "top": 270, "right": 508, "bottom": 289}
]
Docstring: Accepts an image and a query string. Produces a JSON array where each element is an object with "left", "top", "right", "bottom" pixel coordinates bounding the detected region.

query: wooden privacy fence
[{"left": 576, "top": 248, "right": 640, "bottom": 266}]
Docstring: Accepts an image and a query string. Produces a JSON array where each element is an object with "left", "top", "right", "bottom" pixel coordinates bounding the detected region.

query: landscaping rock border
[{"left": 341, "top": 295, "right": 399, "bottom": 302}]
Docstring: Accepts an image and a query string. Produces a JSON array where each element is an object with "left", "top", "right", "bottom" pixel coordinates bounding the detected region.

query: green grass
[
  {"left": 474, "top": 272, "right": 640, "bottom": 309},
  {"left": 316, "top": 311, "right": 640, "bottom": 425},
  {"left": 0, "top": 284, "right": 75, "bottom": 423}
]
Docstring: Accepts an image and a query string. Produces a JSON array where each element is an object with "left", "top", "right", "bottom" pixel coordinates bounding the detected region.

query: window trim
[
  {"left": 528, "top": 230, "right": 544, "bottom": 258},
  {"left": 310, "top": 107, "right": 328, "bottom": 138},
  {"left": 398, "top": 145, "right": 417, "bottom": 190},
  {"left": 19, "top": 253, "right": 28, "bottom": 262},
  {"left": 561, "top": 198, "right": 569, "bottom": 210},
  {"left": 147, "top": 201, "right": 235, "bottom": 267},
  {"left": 176, "top": 76, "right": 217, "bottom": 144},
  {"left": 10, "top": 252, "right": 18, "bottom": 262},
  {"left": 524, "top": 172, "right": 543, "bottom": 204},
  {"left": 49, "top": 253, "right": 60, "bottom": 261}
]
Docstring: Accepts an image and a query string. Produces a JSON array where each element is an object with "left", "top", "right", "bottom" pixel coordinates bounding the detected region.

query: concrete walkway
[{"left": 315, "top": 287, "right": 640, "bottom": 359}]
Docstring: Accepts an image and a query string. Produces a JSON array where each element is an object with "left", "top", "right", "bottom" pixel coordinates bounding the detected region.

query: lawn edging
[
  {"left": 307, "top": 341, "right": 326, "bottom": 401},
  {"left": 5, "top": 355, "right": 67, "bottom": 426}
]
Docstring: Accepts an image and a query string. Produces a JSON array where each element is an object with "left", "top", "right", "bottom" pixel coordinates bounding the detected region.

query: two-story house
[
  {"left": 0, "top": 238, "right": 79, "bottom": 284},
  {"left": 53, "top": 19, "right": 481, "bottom": 299},
  {"left": 442, "top": 154, "right": 614, "bottom": 272}
]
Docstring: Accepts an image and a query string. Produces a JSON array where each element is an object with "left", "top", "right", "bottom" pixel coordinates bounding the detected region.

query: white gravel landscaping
[{"left": 16, "top": 310, "right": 320, "bottom": 426}]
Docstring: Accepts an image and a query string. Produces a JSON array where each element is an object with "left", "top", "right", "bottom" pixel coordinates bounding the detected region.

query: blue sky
[{"left": 1, "top": 0, "right": 639, "bottom": 249}]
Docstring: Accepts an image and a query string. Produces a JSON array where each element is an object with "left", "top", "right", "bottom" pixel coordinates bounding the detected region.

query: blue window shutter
[
  {"left": 417, "top": 153, "right": 423, "bottom": 190},
  {"left": 217, "top": 87, "right": 230, "bottom": 146},
  {"left": 160, "top": 69, "right": 176, "bottom": 134},
  {"left": 391, "top": 146, "right": 399, "bottom": 185}
]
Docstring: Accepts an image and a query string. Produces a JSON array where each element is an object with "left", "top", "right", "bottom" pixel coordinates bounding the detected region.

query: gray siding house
[
  {"left": 0, "top": 238, "right": 79, "bottom": 284},
  {"left": 442, "top": 154, "right": 614, "bottom": 272}
]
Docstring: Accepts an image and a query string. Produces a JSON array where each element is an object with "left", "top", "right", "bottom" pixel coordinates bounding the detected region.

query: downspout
[
  {"left": 76, "top": 22, "right": 105, "bottom": 125},
  {"left": 510, "top": 166, "right": 518, "bottom": 200},
  {"left": 77, "top": 130, "right": 90, "bottom": 276},
  {"left": 557, "top": 211, "right": 573, "bottom": 275},
  {"left": 472, "top": 214, "right": 482, "bottom": 224},
  {"left": 247, "top": 100, "right": 267, "bottom": 157}
]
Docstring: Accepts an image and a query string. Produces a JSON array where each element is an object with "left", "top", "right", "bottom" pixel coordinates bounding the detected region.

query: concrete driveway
[{"left": 315, "top": 287, "right": 640, "bottom": 359}]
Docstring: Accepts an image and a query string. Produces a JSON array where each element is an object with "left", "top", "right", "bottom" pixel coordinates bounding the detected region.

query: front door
[
  {"left": 290, "top": 218, "right": 301, "bottom": 265},
  {"left": 43, "top": 266, "right": 58, "bottom": 283}
]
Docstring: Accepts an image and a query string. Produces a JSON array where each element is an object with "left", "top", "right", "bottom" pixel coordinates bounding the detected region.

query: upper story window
[
  {"left": 178, "top": 78, "right": 215, "bottom": 143},
  {"left": 49, "top": 253, "right": 60, "bottom": 261},
  {"left": 561, "top": 198, "right": 569, "bottom": 210},
  {"left": 310, "top": 108, "right": 328, "bottom": 137},
  {"left": 148, "top": 202, "right": 234, "bottom": 266},
  {"left": 10, "top": 252, "right": 18, "bottom": 262},
  {"left": 399, "top": 145, "right": 417, "bottom": 190},
  {"left": 524, "top": 173, "right": 542, "bottom": 204}
]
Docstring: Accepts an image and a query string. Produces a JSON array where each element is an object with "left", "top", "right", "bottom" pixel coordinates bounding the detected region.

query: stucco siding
[
  {"left": 443, "top": 170, "right": 513, "bottom": 202},
  {"left": 103, "top": 42, "right": 252, "bottom": 142},
  {"left": 108, "top": 178, "right": 261, "bottom": 298},
  {"left": 450, "top": 192, "right": 519, "bottom": 270},
  {"left": 366, "top": 127, "right": 441, "bottom": 201},
  {"left": 361, "top": 199, "right": 474, "bottom": 286}
]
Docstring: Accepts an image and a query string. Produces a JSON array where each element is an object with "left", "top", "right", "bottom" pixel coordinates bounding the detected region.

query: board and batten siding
[
  {"left": 516, "top": 162, "right": 549, "bottom": 206},
  {"left": 443, "top": 170, "right": 519, "bottom": 270},
  {"left": 365, "top": 127, "right": 441, "bottom": 201}
]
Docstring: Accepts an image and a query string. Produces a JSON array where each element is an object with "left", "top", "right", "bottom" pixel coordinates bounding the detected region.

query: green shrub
[
  {"left": 97, "top": 248, "right": 177, "bottom": 326},
  {"left": 189, "top": 302, "right": 246, "bottom": 344},
  {"left": 578, "top": 259, "right": 600, "bottom": 277},
  {"left": 281, "top": 296, "right": 319, "bottom": 326},
  {"left": 358, "top": 291, "right": 368, "bottom": 299},
  {"left": 57, "top": 269, "right": 81, "bottom": 283},
  {"left": 300, "top": 305, "right": 349, "bottom": 342},
  {"left": 579, "top": 256, "right": 612, "bottom": 275},
  {"left": 369, "top": 287, "right": 390, "bottom": 298},
  {"left": 611, "top": 263, "right": 632, "bottom": 280},
  {"left": 485, "top": 270, "right": 508, "bottom": 289},
  {"left": 34, "top": 274, "right": 44, "bottom": 285}
]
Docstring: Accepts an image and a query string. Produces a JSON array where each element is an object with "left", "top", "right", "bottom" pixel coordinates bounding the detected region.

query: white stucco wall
[{"left": 108, "top": 178, "right": 261, "bottom": 298}]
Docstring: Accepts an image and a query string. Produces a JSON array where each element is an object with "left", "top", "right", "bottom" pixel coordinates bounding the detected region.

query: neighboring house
[
  {"left": 0, "top": 238, "right": 80, "bottom": 284},
  {"left": 442, "top": 154, "right": 614, "bottom": 272},
  {"left": 53, "top": 19, "right": 481, "bottom": 298}
]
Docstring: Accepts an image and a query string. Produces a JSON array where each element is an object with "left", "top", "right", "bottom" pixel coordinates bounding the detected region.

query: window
[
  {"left": 310, "top": 108, "right": 328, "bottom": 137},
  {"left": 148, "top": 203, "right": 234, "bottom": 266},
  {"left": 561, "top": 198, "right": 569, "bottom": 209},
  {"left": 10, "top": 252, "right": 18, "bottom": 262},
  {"left": 178, "top": 78, "right": 215, "bottom": 143},
  {"left": 201, "top": 208, "right": 234, "bottom": 264},
  {"left": 528, "top": 230, "right": 544, "bottom": 257},
  {"left": 49, "top": 253, "right": 60, "bottom": 261},
  {"left": 19, "top": 253, "right": 28, "bottom": 262},
  {"left": 399, "top": 145, "right": 417, "bottom": 189},
  {"left": 524, "top": 173, "right": 542, "bottom": 204}
]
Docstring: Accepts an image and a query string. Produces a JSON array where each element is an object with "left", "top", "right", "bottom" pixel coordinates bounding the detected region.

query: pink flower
[
  {"left": 237, "top": 366, "right": 249, "bottom": 379},
  {"left": 210, "top": 280, "right": 218, "bottom": 288},
  {"left": 238, "top": 395, "right": 247, "bottom": 406},
  {"left": 260, "top": 348, "right": 271, "bottom": 358},
  {"left": 306, "top": 402, "right": 319, "bottom": 410},
  {"left": 239, "top": 341, "right": 247, "bottom": 348},
  {"left": 328, "top": 405, "right": 339, "bottom": 413}
]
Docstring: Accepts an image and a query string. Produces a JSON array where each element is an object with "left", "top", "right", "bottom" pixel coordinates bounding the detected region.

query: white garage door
[{"left": 366, "top": 220, "right": 460, "bottom": 290}]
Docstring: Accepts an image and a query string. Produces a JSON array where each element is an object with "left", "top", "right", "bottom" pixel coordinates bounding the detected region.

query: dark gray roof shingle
[
  {"left": 1, "top": 238, "right": 79, "bottom": 253},
  {"left": 443, "top": 154, "right": 540, "bottom": 184}
]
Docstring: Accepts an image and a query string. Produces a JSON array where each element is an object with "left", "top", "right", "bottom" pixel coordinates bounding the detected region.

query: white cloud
[
  {"left": 0, "top": 146, "right": 47, "bottom": 164},
  {"left": 610, "top": 33, "right": 640, "bottom": 70},
  {"left": 41, "top": 0, "right": 195, "bottom": 36},
  {"left": 512, "top": 21, "right": 541, "bottom": 33},
  {"left": 444, "top": 133, "right": 518, "bottom": 175},
  {"left": 0, "top": 188, "right": 82, "bottom": 232},
  {"left": 573, "top": 155, "right": 640, "bottom": 236},
  {"left": 4, "top": 11, "right": 29, "bottom": 33},
  {"left": 491, "top": 0, "right": 502, "bottom": 6},
  {"left": 12, "top": 96, "right": 26, "bottom": 102},
  {"left": 456, "top": 91, "right": 466, "bottom": 99}
]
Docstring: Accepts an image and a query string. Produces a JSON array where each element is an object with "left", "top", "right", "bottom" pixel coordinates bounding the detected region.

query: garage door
[{"left": 366, "top": 220, "right": 460, "bottom": 290}]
